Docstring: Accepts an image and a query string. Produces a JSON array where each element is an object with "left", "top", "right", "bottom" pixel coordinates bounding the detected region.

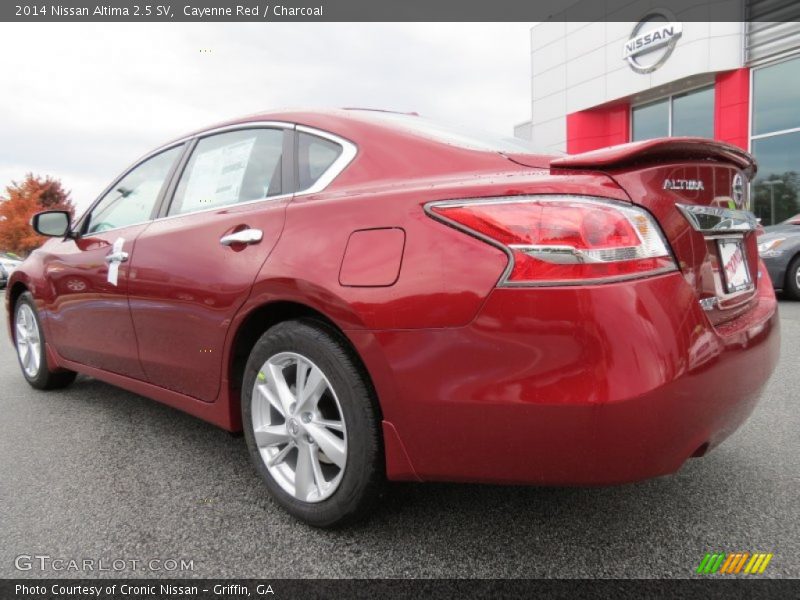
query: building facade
[{"left": 515, "top": 3, "right": 800, "bottom": 224}]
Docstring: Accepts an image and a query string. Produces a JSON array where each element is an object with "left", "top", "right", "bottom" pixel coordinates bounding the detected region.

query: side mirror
[{"left": 31, "top": 211, "right": 71, "bottom": 237}]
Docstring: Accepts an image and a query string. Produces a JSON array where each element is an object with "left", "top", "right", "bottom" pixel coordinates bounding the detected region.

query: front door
[
  {"left": 127, "top": 127, "right": 291, "bottom": 401},
  {"left": 44, "top": 145, "right": 184, "bottom": 378}
]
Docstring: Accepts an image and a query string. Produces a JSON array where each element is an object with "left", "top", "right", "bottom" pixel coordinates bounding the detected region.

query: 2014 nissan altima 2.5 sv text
[{"left": 6, "top": 109, "right": 779, "bottom": 526}]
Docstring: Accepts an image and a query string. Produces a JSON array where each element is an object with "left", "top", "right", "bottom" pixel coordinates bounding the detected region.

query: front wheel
[
  {"left": 242, "top": 319, "right": 383, "bottom": 527},
  {"left": 14, "top": 292, "right": 76, "bottom": 390}
]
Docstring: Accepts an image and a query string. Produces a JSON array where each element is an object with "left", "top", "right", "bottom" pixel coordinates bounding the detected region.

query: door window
[
  {"left": 85, "top": 146, "right": 182, "bottom": 233},
  {"left": 168, "top": 128, "right": 284, "bottom": 216}
]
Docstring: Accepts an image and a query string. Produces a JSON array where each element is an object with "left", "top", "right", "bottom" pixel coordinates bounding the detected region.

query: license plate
[{"left": 718, "top": 239, "right": 752, "bottom": 294}]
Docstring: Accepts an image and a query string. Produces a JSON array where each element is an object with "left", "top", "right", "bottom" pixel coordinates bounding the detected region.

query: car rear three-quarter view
[{"left": 6, "top": 109, "right": 779, "bottom": 527}]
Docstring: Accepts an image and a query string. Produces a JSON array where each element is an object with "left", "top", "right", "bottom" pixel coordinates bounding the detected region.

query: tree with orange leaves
[{"left": 0, "top": 174, "right": 75, "bottom": 256}]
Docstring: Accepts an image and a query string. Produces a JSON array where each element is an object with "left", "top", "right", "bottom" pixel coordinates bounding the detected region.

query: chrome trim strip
[
  {"left": 73, "top": 120, "right": 358, "bottom": 234},
  {"left": 677, "top": 204, "right": 758, "bottom": 233}
]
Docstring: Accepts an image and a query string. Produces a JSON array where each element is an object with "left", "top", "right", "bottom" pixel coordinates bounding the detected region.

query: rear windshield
[{"left": 350, "top": 110, "right": 547, "bottom": 154}]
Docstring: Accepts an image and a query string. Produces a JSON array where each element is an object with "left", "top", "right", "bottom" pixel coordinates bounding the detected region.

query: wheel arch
[
  {"left": 6, "top": 281, "right": 29, "bottom": 341},
  {"left": 226, "top": 299, "right": 384, "bottom": 427}
]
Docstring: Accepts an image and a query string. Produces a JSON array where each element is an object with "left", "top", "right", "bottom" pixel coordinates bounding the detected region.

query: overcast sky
[{"left": 0, "top": 23, "right": 533, "bottom": 212}]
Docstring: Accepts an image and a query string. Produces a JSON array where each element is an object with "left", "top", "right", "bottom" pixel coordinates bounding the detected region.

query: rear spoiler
[{"left": 550, "top": 137, "right": 757, "bottom": 178}]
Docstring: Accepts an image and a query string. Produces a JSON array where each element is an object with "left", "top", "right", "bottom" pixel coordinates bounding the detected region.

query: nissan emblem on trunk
[{"left": 623, "top": 10, "right": 683, "bottom": 74}]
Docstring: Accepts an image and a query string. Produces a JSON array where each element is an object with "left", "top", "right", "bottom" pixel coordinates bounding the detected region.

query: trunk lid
[{"left": 550, "top": 138, "right": 760, "bottom": 326}]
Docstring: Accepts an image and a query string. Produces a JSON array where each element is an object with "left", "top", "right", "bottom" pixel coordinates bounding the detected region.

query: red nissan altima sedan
[{"left": 6, "top": 109, "right": 779, "bottom": 526}]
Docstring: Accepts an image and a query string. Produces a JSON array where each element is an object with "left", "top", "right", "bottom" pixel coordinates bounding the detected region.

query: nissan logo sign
[{"left": 623, "top": 10, "right": 683, "bottom": 74}]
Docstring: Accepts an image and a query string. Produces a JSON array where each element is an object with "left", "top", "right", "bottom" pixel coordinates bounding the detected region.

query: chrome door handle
[
  {"left": 220, "top": 228, "right": 263, "bottom": 246},
  {"left": 104, "top": 251, "right": 129, "bottom": 263}
]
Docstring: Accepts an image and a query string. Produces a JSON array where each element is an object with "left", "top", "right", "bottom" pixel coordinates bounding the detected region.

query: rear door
[
  {"left": 44, "top": 144, "right": 184, "bottom": 377},
  {"left": 126, "top": 125, "right": 294, "bottom": 402}
]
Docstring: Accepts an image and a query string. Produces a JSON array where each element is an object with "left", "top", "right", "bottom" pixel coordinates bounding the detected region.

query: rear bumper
[{"left": 356, "top": 264, "right": 779, "bottom": 485}]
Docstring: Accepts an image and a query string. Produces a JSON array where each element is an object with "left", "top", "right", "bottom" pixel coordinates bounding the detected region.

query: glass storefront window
[
  {"left": 752, "top": 57, "right": 800, "bottom": 136},
  {"left": 672, "top": 87, "right": 714, "bottom": 138},
  {"left": 632, "top": 99, "right": 668, "bottom": 141},
  {"left": 752, "top": 130, "right": 800, "bottom": 225},
  {"left": 751, "top": 57, "right": 800, "bottom": 225},
  {"left": 632, "top": 86, "right": 714, "bottom": 141}
]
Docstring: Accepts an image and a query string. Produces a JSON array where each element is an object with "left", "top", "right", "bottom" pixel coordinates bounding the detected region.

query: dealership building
[{"left": 515, "top": 3, "right": 800, "bottom": 224}]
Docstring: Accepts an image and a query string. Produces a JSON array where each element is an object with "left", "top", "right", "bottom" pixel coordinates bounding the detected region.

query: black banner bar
[
  {"left": 2, "top": 579, "right": 799, "bottom": 600},
  {"left": 4, "top": 0, "right": 799, "bottom": 23}
]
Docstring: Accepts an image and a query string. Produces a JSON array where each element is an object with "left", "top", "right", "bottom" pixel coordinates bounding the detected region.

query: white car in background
[{"left": 0, "top": 254, "right": 22, "bottom": 281}]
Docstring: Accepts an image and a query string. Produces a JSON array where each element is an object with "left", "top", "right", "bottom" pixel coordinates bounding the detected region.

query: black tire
[
  {"left": 242, "top": 319, "right": 384, "bottom": 527},
  {"left": 785, "top": 255, "right": 800, "bottom": 301},
  {"left": 13, "top": 292, "right": 77, "bottom": 390}
]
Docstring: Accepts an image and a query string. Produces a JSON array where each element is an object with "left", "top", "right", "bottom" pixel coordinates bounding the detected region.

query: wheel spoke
[
  {"left": 305, "top": 422, "right": 346, "bottom": 469},
  {"left": 19, "top": 343, "right": 29, "bottom": 367},
  {"left": 255, "top": 383, "right": 285, "bottom": 417},
  {"left": 268, "top": 362, "right": 296, "bottom": 416},
  {"left": 315, "top": 418, "right": 344, "bottom": 432},
  {"left": 16, "top": 322, "right": 27, "bottom": 341},
  {"left": 310, "top": 448, "right": 325, "bottom": 496},
  {"left": 297, "top": 366, "right": 327, "bottom": 413},
  {"left": 25, "top": 345, "right": 35, "bottom": 372},
  {"left": 254, "top": 424, "right": 290, "bottom": 448},
  {"left": 267, "top": 441, "right": 295, "bottom": 467},
  {"left": 294, "top": 443, "right": 314, "bottom": 500},
  {"left": 30, "top": 343, "right": 40, "bottom": 371},
  {"left": 295, "top": 357, "right": 309, "bottom": 400}
]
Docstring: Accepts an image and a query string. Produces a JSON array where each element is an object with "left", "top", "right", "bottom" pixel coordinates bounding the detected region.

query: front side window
[
  {"left": 297, "top": 132, "right": 343, "bottom": 191},
  {"left": 168, "top": 128, "right": 284, "bottom": 216},
  {"left": 86, "top": 146, "right": 182, "bottom": 233}
]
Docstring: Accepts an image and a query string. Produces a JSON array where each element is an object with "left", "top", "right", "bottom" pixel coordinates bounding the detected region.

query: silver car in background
[{"left": 759, "top": 214, "right": 800, "bottom": 299}]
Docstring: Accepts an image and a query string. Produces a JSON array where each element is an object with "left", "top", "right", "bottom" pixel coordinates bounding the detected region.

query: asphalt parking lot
[{"left": 0, "top": 292, "right": 798, "bottom": 579}]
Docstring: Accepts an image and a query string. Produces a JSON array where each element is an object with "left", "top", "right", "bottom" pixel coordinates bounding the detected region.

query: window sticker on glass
[{"left": 181, "top": 137, "right": 256, "bottom": 212}]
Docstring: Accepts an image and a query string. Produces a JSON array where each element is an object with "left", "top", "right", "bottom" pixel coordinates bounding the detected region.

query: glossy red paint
[
  {"left": 339, "top": 228, "right": 406, "bottom": 287},
  {"left": 715, "top": 68, "right": 751, "bottom": 150},
  {"left": 565, "top": 102, "right": 630, "bottom": 154},
  {"left": 7, "top": 109, "right": 779, "bottom": 485},
  {"left": 552, "top": 136, "right": 755, "bottom": 175}
]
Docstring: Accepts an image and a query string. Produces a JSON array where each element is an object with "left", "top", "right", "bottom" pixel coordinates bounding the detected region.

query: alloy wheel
[
  {"left": 251, "top": 352, "right": 347, "bottom": 503},
  {"left": 15, "top": 303, "right": 41, "bottom": 378}
]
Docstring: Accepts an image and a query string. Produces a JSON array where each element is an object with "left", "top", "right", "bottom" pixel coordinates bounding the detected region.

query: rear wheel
[
  {"left": 14, "top": 292, "right": 76, "bottom": 390},
  {"left": 242, "top": 319, "right": 383, "bottom": 527},
  {"left": 786, "top": 255, "right": 800, "bottom": 300}
]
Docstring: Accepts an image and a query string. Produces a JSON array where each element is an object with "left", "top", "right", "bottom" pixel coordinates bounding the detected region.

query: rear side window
[
  {"left": 297, "top": 132, "right": 342, "bottom": 191},
  {"left": 169, "top": 128, "right": 284, "bottom": 216}
]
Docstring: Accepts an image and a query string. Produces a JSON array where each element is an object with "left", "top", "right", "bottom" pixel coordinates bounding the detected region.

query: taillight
[{"left": 427, "top": 196, "right": 676, "bottom": 285}]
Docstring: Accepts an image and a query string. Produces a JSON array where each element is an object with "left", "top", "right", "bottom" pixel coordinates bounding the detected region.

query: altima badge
[{"left": 663, "top": 179, "right": 705, "bottom": 191}]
